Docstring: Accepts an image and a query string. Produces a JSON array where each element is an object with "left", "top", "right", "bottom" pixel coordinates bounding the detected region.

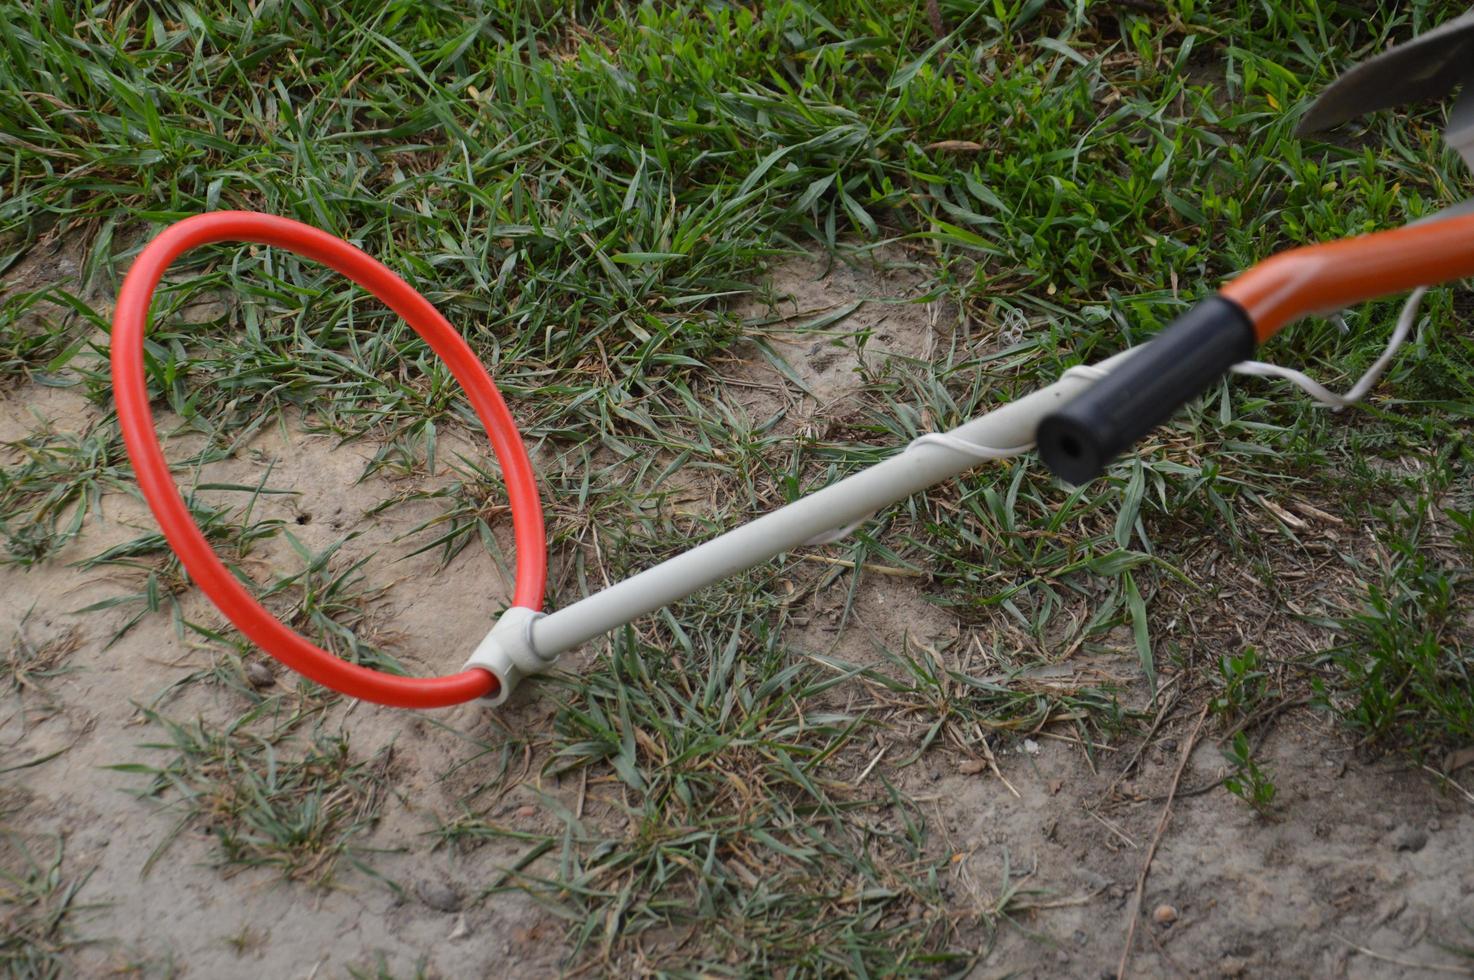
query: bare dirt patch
[
  {"left": 721, "top": 247, "right": 948, "bottom": 429},
  {"left": 2, "top": 397, "right": 565, "bottom": 976}
]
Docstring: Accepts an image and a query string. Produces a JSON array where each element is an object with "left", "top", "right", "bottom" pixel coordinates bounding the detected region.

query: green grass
[
  {"left": 0, "top": 423, "right": 131, "bottom": 566},
  {"left": 441, "top": 615, "right": 970, "bottom": 972},
  {"left": 1, "top": 613, "right": 75, "bottom": 712},
  {"left": 1315, "top": 496, "right": 1474, "bottom": 754},
  {"left": 0, "top": 834, "right": 94, "bottom": 980},
  {"left": 4, "top": 0, "right": 1474, "bottom": 973},
  {"left": 112, "top": 704, "right": 393, "bottom": 885}
]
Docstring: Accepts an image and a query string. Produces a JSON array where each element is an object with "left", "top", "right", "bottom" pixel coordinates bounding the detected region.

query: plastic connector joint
[{"left": 462, "top": 606, "right": 550, "bottom": 706}]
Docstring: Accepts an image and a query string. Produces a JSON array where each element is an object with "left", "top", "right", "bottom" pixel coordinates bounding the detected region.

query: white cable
[
  {"left": 1060, "top": 364, "right": 1111, "bottom": 383},
  {"left": 1229, "top": 287, "right": 1428, "bottom": 410},
  {"left": 907, "top": 431, "right": 1030, "bottom": 461},
  {"left": 802, "top": 364, "right": 1116, "bottom": 544},
  {"left": 802, "top": 430, "right": 1032, "bottom": 545},
  {"left": 801, "top": 292, "right": 1426, "bottom": 547}
]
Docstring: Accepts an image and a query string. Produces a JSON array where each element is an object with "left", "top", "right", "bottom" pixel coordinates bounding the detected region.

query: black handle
[{"left": 1036, "top": 295, "right": 1256, "bottom": 484}]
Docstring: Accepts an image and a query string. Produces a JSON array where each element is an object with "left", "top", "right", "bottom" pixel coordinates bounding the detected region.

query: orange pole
[{"left": 1224, "top": 211, "right": 1474, "bottom": 342}]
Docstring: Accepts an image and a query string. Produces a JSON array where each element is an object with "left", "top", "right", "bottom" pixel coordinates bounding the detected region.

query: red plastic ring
[{"left": 111, "top": 212, "right": 547, "bottom": 708}]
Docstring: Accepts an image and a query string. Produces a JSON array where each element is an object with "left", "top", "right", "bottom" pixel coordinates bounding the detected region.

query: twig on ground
[
  {"left": 1117, "top": 701, "right": 1210, "bottom": 980},
  {"left": 1147, "top": 698, "right": 1301, "bottom": 803},
  {"left": 1332, "top": 934, "right": 1473, "bottom": 975},
  {"left": 1419, "top": 764, "right": 1474, "bottom": 806},
  {"left": 1007, "top": 890, "right": 1105, "bottom": 912},
  {"left": 1105, "top": 678, "right": 1181, "bottom": 798},
  {"left": 1034, "top": 729, "right": 1119, "bottom": 752},
  {"left": 1086, "top": 807, "right": 1138, "bottom": 850},
  {"left": 1147, "top": 919, "right": 1193, "bottom": 978},
  {"left": 793, "top": 552, "right": 925, "bottom": 578},
  {"left": 1219, "top": 696, "right": 1309, "bottom": 743},
  {"left": 977, "top": 736, "right": 1020, "bottom": 798}
]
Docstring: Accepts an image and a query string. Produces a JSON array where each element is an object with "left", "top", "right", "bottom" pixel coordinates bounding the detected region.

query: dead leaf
[
  {"left": 1256, "top": 495, "right": 1307, "bottom": 529},
  {"left": 1290, "top": 499, "right": 1344, "bottom": 525},
  {"left": 1444, "top": 746, "right": 1474, "bottom": 773},
  {"left": 925, "top": 140, "right": 983, "bottom": 153}
]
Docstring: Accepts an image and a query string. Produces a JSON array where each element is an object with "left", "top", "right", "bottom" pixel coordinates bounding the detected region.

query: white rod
[{"left": 524, "top": 349, "right": 1132, "bottom": 659}]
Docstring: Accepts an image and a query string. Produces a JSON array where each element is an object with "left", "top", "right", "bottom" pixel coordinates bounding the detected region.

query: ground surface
[
  {"left": 4, "top": 252, "right": 1473, "bottom": 978},
  {"left": 4, "top": 2, "right": 1474, "bottom": 978}
]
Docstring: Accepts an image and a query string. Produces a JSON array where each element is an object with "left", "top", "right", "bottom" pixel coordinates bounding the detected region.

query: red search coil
[{"left": 111, "top": 212, "right": 546, "bottom": 708}]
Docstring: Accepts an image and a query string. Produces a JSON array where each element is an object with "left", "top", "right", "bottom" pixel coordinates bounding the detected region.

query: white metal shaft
[
  {"left": 465, "top": 349, "right": 1136, "bottom": 697},
  {"left": 523, "top": 349, "right": 1133, "bottom": 659}
]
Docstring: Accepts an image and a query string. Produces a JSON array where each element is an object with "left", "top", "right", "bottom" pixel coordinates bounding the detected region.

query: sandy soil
[{"left": 3, "top": 245, "right": 1473, "bottom": 978}]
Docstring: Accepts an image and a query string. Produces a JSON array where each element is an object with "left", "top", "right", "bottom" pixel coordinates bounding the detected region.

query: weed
[
  {"left": 1222, "top": 731, "right": 1277, "bottom": 815},
  {"left": 366, "top": 454, "right": 513, "bottom": 570},
  {"left": 75, "top": 489, "right": 286, "bottom": 645},
  {"left": 437, "top": 605, "right": 974, "bottom": 973},
  {"left": 1316, "top": 498, "right": 1474, "bottom": 755},
  {"left": 0, "top": 423, "right": 129, "bottom": 567},
  {"left": 220, "top": 925, "right": 266, "bottom": 957},
  {"left": 0, "top": 285, "right": 92, "bottom": 385},
  {"left": 1448, "top": 503, "right": 1474, "bottom": 559},
  {"left": 1, "top": 613, "right": 76, "bottom": 712},
  {"left": 835, "top": 634, "right": 1121, "bottom": 762},
  {"left": 113, "top": 706, "right": 392, "bottom": 885},
  {"left": 345, "top": 954, "right": 435, "bottom": 980},
  {"left": 1211, "top": 646, "right": 1268, "bottom": 721},
  {"left": 259, "top": 531, "right": 402, "bottom": 673},
  {"left": 0, "top": 834, "right": 94, "bottom": 979}
]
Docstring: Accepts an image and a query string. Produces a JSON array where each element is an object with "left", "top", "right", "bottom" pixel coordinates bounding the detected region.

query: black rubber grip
[{"left": 1036, "top": 295, "right": 1255, "bottom": 484}]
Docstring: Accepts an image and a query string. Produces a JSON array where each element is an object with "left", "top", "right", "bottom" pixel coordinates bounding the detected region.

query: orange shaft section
[{"left": 1224, "top": 211, "right": 1474, "bottom": 342}]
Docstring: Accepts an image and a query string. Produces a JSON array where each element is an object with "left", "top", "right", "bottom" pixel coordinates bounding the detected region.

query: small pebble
[
  {"left": 417, "top": 881, "right": 463, "bottom": 913},
  {"left": 245, "top": 662, "right": 275, "bottom": 689},
  {"left": 1152, "top": 903, "right": 1178, "bottom": 926},
  {"left": 1220, "top": 955, "right": 1248, "bottom": 978},
  {"left": 1022, "top": 738, "right": 1040, "bottom": 755}
]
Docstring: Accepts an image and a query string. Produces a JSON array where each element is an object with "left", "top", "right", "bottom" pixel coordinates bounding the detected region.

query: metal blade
[{"left": 1296, "top": 10, "right": 1474, "bottom": 136}]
